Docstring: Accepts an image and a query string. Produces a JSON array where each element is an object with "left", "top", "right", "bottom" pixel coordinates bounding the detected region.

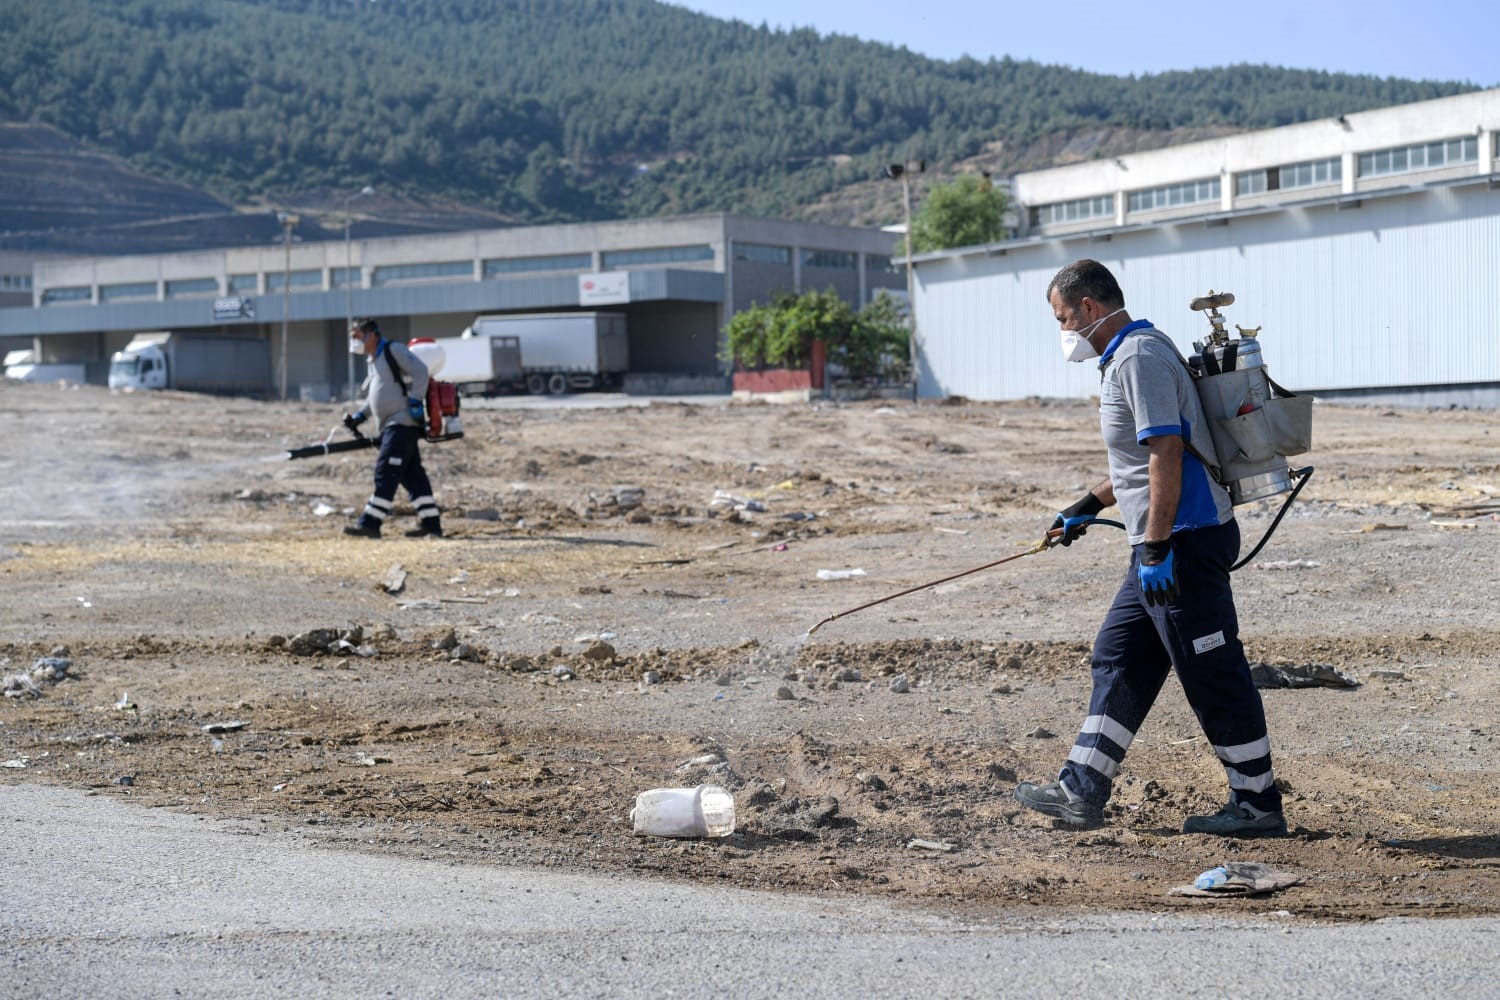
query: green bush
[{"left": 723, "top": 288, "right": 909, "bottom": 380}]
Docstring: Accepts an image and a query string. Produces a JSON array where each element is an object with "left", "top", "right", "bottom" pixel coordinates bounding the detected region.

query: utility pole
[
  {"left": 277, "top": 211, "right": 299, "bottom": 402},
  {"left": 343, "top": 186, "right": 374, "bottom": 400},
  {"left": 885, "top": 160, "right": 925, "bottom": 402}
]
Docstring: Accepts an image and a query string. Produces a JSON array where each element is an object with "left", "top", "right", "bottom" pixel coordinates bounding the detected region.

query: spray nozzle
[{"left": 1190, "top": 290, "right": 1234, "bottom": 345}]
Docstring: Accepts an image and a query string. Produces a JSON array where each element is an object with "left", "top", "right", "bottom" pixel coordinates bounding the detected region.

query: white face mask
[
  {"left": 1058, "top": 306, "right": 1125, "bottom": 363},
  {"left": 348, "top": 336, "right": 367, "bottom": 356}
]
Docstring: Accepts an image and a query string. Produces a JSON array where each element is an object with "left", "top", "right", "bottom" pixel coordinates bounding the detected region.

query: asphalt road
[{"left": 3, "top": 786, "right": 1494, "bottom": 999}]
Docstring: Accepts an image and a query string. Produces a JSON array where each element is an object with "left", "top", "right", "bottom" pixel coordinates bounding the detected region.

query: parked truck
[
  {"left": 426, "top": 333, "right": 522, "bottom": 396},
  {"left": 108, "top": 332, "right": 272, "bottom": 395},
  {"left": 4, "top": 349, "right": 87, "bottom": 384},
  {"left": 460, "top": 312, "right": 628, "bottom": 395}
]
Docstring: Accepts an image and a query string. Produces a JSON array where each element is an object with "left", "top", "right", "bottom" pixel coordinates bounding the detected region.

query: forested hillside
[{"left": 0, "top": 0, "right": 1475, "bottom": 226}]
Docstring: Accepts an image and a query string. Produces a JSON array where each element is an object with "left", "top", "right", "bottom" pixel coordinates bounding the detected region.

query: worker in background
[
  {"left": 1013, "top": 259, "right": 1285, "bottom": 837},
  {"left": 341, "top": 318, "right": 443, "bottom": 539}
]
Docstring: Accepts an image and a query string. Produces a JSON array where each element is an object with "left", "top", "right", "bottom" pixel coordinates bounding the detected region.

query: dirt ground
[{"left": 3, "top": 380, "right": 1498, "bottom": 921}]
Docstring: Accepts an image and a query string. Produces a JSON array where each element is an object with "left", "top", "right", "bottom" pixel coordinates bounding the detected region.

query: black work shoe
[
  {"left": 1183, "top": 801, "right": 1288, "bottom": 837},
  {"left": 1014, "top": 780, "right": 1102, "bottom": 827},
  {"left": 403, "top": 523, "right": 443, "bottom": 538},
  {"left": 342, "top": 523, "right": 381, "bottom": 539}
]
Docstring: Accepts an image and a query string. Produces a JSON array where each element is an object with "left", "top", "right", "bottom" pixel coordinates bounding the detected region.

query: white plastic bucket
[{"left": 631, "top": 784, "right": 736, "bottom": 838}]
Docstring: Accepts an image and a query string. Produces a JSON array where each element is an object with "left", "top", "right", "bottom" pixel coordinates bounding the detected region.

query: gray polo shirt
[
  {"left": 361, "top": 339, "right": 429, "bottom": 431},
  {"left": 1097, "top": 321, "right": 1232, "bottom": 544}
]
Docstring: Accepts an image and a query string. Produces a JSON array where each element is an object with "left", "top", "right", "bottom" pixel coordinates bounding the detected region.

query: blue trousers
[
  {"left": 356, "top": 425, "right": 439, "bottom": 531},
  {"left": 1058, "top": 520, "right": 1282, "bottom": 814}
]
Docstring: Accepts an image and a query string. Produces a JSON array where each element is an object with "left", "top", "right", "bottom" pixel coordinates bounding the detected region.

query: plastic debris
[
  {"left": 201, "top": 721, "right": 249, "bottom": 734},
  {"left": 816, "top": 568, "right": 866, "bottom": 581},
  {"left": 907, "top": 838, "right": 957, "bottom": 853},
  {"left": 1171, "top": 861, "right": 1302, "bottom": 897}
]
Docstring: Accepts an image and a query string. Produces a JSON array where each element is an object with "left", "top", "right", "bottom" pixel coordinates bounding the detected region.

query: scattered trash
[
  {"left": 115, "top": 692, "right": 136, "bottom": 711},
  {"left": 641, "top": 670, "right": 661, "bottom": 685},
  {"left": 114, "top": 775, "right": 134, "bottom": 786},
  {"left": 678, "top": 752, "right": 724, "bottom": 770},
  {"left": 631, "top": 785, "right": 736, "bottom": 838},
  {"left": 779, "top": 511, "right": 817, "bottom": 522},
  {"left": 1171, "top": 861, "right": 1302, "bottom": 897},
  {"left": 311, "top": 502, "right": 336, "bottom": 517},
  {"left": 551, "top": 665, "right": 575, "bottom": 680},
  {"left": 350, "top": 754, "right": 391, "bottom": 767},
  {"left": 817, "top": 568, "right": 867, "bottom": 581},
  {"left": 201, "top": 721, "right": 249, "bottom": 734},
  {"left": 381, "top": 563, "right": 408, "bottom": 595},
  {"left": 1250, "top": 662, "right": 1360, "bottom": 689},
  {"left": 1369, "top": 668, "right": 1409, "bottom": 681},
  {"left": 907, "top": 838, "right": 957, "bottom": 853},
  {"left": 1257, "top": 559, "right": 1321, "bottom": 571},
  {"left": 398, "top": 599, "right": 441, "bottom": 611},
  {"left": 2, "top": 758, "right": 27, "bottom": 769},
  {"left": 448, "top": 570, "right": 470, "bottom": 584},
  {"left": 334, "top": 639, "right": 377, "bottom": 657},
  {"left": 888, "top": 674, "right": 911, "bottom": 694},
  {"left": 934, "top": 527, "right": 970, "bottom": 536},
  {"left": 76, "top": 596, "right": 93, "bottom": 609},
  {"left": 710, "top": 490, "right": 767, "bottom": 513}
]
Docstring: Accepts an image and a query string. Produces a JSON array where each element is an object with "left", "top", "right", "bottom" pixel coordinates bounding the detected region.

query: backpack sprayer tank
[
  {"left": 1185, "top": 292, "right": 1314, "bottom": 505},
  {"left": 407, "top": 338, "right": 464, "bottom": 442}
]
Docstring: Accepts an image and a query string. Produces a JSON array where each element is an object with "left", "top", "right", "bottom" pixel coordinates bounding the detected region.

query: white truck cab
[{"left": 108, "top": 333, "right": 172, "bottom": 391}]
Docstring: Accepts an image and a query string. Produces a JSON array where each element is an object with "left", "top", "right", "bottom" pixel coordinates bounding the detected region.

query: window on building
[
  {"left": 1358, "top": 136, "right": 1479, "bottom": 178},
  {"left": 865, "top": 254, "right": 898, "bottom": 274},
  {"left": 371, "top": 261, "right": 473, "bottom": 286},
  {"left": 801, "top": 249, "right": 856, "bottom": 270},
  {"left": 228, "top": 273, "right": 258, "bottom": 295},
  {"left": 1236, "top": 157, "right": 1342, "bottom": 197},
  {"left": 99, "top": 281, "right": 157, "bottom": 303},
  {"left": 1127, "top": 178, "right": 1221, "bottom": 214},
  {"left": 330, "top": 267, "right": 361, "bottom": 289},
  {"left": 1030, "top": 194, "right": 1115, "bottom": 227},
  {"left": 165, "top": 277, "right": 219, "bottom": 299},
  {"left": 732, "top": 242, "right": 792, "bottom": 265},
  {"left": 482, "top": 253, "right": 593, "bottom": 277},
  {"left": 0, "top": 274, "right": 32, "bottom": 291},
  {"left": 265, "top": 269, "right": 323, "bottom": 292},
  {"left": 600, "top": 245, "right": 715, "bottom": 268},
  {"left": 40, "top": 286, "right": 91, "bottom": 306}
]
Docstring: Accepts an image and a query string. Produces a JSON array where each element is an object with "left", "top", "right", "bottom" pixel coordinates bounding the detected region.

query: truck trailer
[
  {"left": 108, "top": 332, "right": 272, "bottom": 395},
  {"left": 426, "top": 334, "right": 522, "bottom": 395},
  {"left": 3, "top": 349, "right": 86, "bottom": 384},
  {"left": 460, "top": 312, "right": 628, "bottom": 394}
]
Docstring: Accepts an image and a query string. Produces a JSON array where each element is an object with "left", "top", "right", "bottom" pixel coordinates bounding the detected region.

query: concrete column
[
  {"left": 1479, "top": 130, "right": 1494, "bottom": 175},
  {"left": 1114, "top": 191, "right": 1126, "bottom": 227},
  {"left": 1342, "top": 152, "right": 1357, "bottom": 194}
]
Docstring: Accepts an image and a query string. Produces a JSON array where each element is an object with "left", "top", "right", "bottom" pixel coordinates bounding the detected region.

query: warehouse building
[
  {"left": 0, "top": 214, "right": 902, "bottom": 396},
  {"left": 913, "top": 88, "right": 1500, "bottom": 407}
]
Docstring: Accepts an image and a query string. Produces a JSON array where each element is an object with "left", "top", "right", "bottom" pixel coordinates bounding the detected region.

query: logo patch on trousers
[{"left": 1192, "top": 631, "right": 1226, "bottom": 655}]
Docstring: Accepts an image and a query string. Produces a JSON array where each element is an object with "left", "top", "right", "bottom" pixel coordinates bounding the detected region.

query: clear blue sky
[{"left": 670, "top": 0, "right": 1499, "bottom": 87}]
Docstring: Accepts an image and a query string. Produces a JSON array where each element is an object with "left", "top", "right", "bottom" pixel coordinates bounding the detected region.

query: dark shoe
[
  {"left": 403, "top": 523, "right": 443, "bottom": 538},
  {"left": 1014, "top": 780, "right": 1101, "bottom": 827},
  {"left": 342, "top": 523, "right": 381, "bottom": 539},
  {"left": 1183, "top": 801, "right": 1288, "bottom": 837}
]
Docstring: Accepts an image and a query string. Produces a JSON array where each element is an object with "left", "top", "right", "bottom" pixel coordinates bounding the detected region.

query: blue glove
[
  {"left": 1050, "top": 491, "right": 1105, "bottom": 546},
  {"left": 343, "top": 410, "right": 367, "bottom": 433},
  {"left": 1138, "top": 541, "right": 1179, "bottom": 607},
  {"left": 406, "top": 397, "right": 425, "bottom": 424}
]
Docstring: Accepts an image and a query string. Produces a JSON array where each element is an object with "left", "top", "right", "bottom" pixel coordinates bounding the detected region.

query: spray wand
[
  {"left": 280, "top": 425, "right": 379, "bottom": 461},
  {"left": 806, "top": 519, "right": 1125, "bottom": 635}
]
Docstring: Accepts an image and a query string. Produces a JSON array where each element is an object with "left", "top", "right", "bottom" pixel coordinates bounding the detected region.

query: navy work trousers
[
  {"left": 1058, "top": 519, "right": 1282, "bottom": 814},
  {"left": 356, "top": 425, "right": 439, "bottom": 531}
]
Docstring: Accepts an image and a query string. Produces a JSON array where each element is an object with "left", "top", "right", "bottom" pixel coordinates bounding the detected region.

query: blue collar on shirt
[{"left": 1097, "top": 318, "right": 1154, "bottom": 369}]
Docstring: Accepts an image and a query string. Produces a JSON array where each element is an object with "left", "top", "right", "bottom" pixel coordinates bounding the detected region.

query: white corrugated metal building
[{"left": 912, "top": 88, "right": 1500, "bottom": 406}]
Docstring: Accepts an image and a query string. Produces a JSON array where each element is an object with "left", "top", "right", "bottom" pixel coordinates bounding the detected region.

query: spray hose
[
  {"left": 807, "top": 519, "right": 1126, "bottom": 635},
  {"left": 807, "top": 466, "right": 1313, "bottom": 636}
]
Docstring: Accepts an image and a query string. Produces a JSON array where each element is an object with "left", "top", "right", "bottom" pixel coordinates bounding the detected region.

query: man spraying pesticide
[
  {"left": 1011, "top": 259, "right": 1314, "bottom": 837},
  {"left": 809, "top": 263, "right": 1312, "bottom": 836},
  {"left": 336, "top": 318, "right": 452, "bottom": 539}
]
